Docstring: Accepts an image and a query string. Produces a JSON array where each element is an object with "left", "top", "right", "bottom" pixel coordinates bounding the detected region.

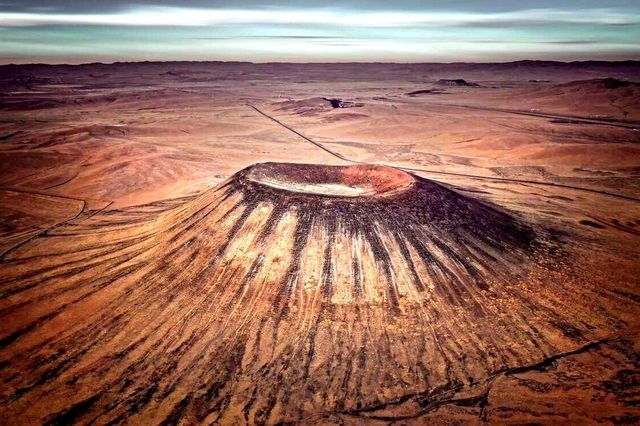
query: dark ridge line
[
  {"left": 359, "top": 214, "right": 399, "bottom": 309},
  {"left": 275, "top": 206, "right": 313, "bottom": 312},
  {"left": 0, "top": 257, "right": 149, "bottom": 351},
  {"left": 247, "top": 104, "right": 640, "bottom": 204},
  {"left": 44, "top": 394, "right": 101, "bottom": 426},
  {"left": 211, "top": 194, "right": 256, "bottom": 261},
  {"left": 0, "top": 236, "right": 152, "bottom": 304},
  {"left": 392, "top": 230, "right": 425, "bottom": 292},
  {"left": 320, "top": 215, "right": 336, "bottom": 299},
  {"left": 117, "top": 193, "right": 202, "bottom": 211},
  {"left": 586, "top": 214, "right": 640, "bottom": 237},
  {"left": 351, "top": 256, "right": 363, "bottom": 299},
  {"left": 166, "top": 194, "right": 228, "bottom": 245},
  {"left": 0, "top": 131, "right": 22, "bottom": 141},
  {"left": 502, "top": 337, "right": 618, "bottom": 376},
  {"left": 340, "top": 336, "right": 622, "bottom": 421}
]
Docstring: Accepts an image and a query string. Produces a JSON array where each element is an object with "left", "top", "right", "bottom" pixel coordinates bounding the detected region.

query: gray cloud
[
  {"left": 1, "top": 1, "right": 638, "bottom": 63},
  {"left": 543, "top": 40, "right": 600, "bottom": 45},
  {"left": 470, "top": 39, "right": 601, "bottom": 45},
  {"left": 193, "top": 36, "right": 346, "bottom": 40},
  {"left": 1, "top": 7, "right": 638, "bottom": 28},
  {"left": 3, "top": 1, "right": 639, "bottom": 14}
]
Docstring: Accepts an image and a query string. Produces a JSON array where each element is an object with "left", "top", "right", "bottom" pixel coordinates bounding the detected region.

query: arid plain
[{"left": 0, "top": 61, "right": 639, "bottom": 424}]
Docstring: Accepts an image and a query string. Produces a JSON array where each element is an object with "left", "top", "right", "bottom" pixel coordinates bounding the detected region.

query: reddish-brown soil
[{"left": 0, "top": 61, "right": 638, "bottom": 424}]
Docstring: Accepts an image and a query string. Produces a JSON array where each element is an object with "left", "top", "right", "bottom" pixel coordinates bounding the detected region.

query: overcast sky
[{"left": 1, "top": 1, "right": 639, "bottom": 64}]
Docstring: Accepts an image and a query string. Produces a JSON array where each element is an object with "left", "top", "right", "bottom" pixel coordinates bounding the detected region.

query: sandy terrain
[{"left": 0, "top": 61, "right": 639, "bottom": 424}]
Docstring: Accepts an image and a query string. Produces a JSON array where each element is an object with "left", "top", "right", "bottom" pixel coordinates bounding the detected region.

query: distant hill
[
  {"left": 554, "top": 77, "right": 640, "bottom": 90},
  {"left": 519, "top": 78, "right": 640, "bottom": 121},
  {"left": 1, "top": 60, "right": 639, "bottom": 85},
  {"left": 436, "top": 79, "right": 480, "bottom": 87}
]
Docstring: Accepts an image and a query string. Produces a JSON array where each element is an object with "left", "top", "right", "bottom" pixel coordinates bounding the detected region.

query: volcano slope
[{"left": 0, "top": 163, "right": 638, "bottom": 424}]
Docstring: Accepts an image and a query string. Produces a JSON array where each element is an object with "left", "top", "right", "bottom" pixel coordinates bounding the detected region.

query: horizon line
[{"left": 3, "top": 58, "right": 640, "bottom": 67}]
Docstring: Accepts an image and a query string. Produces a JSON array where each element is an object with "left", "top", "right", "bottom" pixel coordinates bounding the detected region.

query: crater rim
[{"left": 243, "top": 162, "right": 415, "bottom": 198}]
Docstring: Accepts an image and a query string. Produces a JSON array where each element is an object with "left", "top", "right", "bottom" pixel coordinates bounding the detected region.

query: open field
[{"left": 0, "top": 61, "right": 639, "bottom": 424}]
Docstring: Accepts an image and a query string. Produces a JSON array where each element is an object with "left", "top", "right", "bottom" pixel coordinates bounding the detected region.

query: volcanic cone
[{"left": 0, "top": 163, "right": 633, "bottom": 424}]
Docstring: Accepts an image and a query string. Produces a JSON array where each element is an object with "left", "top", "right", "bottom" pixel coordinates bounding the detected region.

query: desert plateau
[{"left": 0, "top": 60, "right": 639, "bottom": 424}]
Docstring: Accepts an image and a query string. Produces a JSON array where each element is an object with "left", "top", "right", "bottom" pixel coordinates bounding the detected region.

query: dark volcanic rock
[
  {"left": 323, "top": 97, "right": 364, "bottom": 108},
  {"left": 436, "top": 78, "right": 480, "bottom": 87},
  {"left": 406, "top": 89, "right": 447, "bottom": 96},
  {"left": 600, "top": 77, "right": 635, "bottom": 89},
  {"left": 556, "top": 77, "right": 640, "bottom": 90}
]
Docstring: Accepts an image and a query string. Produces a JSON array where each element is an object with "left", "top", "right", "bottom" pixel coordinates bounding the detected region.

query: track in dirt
[
  {"left": 425, "top": 103, "right": 640, "bottom": 130},
  {"left": 0, "top": 187, "right": 114, "bottom": 261}
]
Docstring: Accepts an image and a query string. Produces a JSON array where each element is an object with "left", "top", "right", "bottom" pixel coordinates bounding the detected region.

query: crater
[{"left": 244, "top": 162, "right": 415, "bottom": 198}]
